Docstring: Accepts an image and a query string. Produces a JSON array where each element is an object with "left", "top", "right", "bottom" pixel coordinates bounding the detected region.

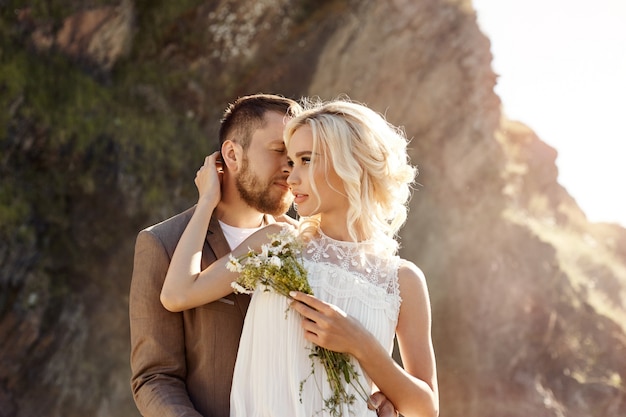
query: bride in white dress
[
  {"left": 229, "top": 229, "right": 401, "bottom": 417},
  {"left": 161, "top": 99, "right": 439, "bottom": 417}
]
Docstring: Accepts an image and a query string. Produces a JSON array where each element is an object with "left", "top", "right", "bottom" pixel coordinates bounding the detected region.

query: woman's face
[{"left": 286, "top": 126, "right": 348, "bottom": 218}]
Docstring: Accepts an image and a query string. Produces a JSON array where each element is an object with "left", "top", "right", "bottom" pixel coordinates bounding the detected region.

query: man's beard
[{"left": 235, "top": 156, "right": 292, "bottom": 216}]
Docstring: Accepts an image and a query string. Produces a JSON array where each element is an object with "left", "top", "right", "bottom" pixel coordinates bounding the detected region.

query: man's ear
[{"left": 221, "top": 140, "right": 243, "bottom": 173}]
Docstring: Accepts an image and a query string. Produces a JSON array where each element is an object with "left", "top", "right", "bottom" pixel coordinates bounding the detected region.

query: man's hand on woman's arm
[{"left": 370, "top": 391, "right": 398, "bottom": 417}]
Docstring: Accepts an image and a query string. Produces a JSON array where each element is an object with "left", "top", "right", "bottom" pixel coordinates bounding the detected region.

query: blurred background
[
  {"left": 473, "top": 0, "right": 626, "bottom": 227},
  {"left": 1, "top": 1, "right": 625, "bottom": 416}
]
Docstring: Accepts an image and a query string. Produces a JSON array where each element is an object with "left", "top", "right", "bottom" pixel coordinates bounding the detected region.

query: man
[{"left": 129, "top": 94, "right": 395, "bottom": 417}]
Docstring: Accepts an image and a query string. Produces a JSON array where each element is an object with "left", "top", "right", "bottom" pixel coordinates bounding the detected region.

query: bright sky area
[{"left": 472, "top": 0, "right": 626, "bottom": 227}]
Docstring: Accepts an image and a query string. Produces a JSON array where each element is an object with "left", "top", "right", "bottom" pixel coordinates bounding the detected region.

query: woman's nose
[{"left": 287, "top": 169, "right": 298, "bottom": 186}]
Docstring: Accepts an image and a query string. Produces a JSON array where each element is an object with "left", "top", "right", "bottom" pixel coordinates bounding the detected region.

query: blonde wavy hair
[{"left": 284, "top": 99, "right": 417, "bottom": 254}]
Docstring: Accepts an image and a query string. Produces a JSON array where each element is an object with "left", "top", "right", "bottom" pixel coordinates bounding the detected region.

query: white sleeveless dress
[{"left": 230, "top": 231, "right": 402, "bottom": 417}]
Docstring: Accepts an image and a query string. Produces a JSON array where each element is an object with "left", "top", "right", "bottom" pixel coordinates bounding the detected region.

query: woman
[{"left": 161, "top": 99, "right": 439, "bottom": 417}]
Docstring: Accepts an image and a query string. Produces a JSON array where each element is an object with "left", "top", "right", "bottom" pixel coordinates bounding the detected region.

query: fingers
[
  {"left": 197, "top": 152, "right": 219, "bottom": 173},
  {"left": 288, "top": 292, "right": 324, "bottom": 342},
  {"left": 288, "top": 292, "right": 329, "bottom": 329},
  {"left": 194, "top": 152, "right": 223, "bottom": 206},
  {"left": 289, "top": 291, "right": 325, "bottom": 311},
  {"left": 206, "top": 151, "right": 220, "bottom": 166},
  {"left": 196, "top": 152, "right": 221, "bottom": 179},
  {"left": 288, "top": 293, "right": 321, "bottom": 323},
  {"left": 368, "top": 391, "right": 384, "bottom": 409},
  {"left": 289, "top": 292, "right": 355, "bottom": 352},
  {"left": 377, "top": 401, "right": 398, "bottom": 417},
  {"left": 369, "top": 391, "right": 398, "bottom": 417}
]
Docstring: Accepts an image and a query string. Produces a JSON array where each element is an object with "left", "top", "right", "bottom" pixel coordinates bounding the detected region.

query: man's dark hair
[{"left": 219, "top": 94, "right": 300, "bottom": 150}]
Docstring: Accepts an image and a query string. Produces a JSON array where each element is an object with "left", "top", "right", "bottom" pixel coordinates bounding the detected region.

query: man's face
[{"left": 235, "top": 111, "right": 293, "bottom": 216}]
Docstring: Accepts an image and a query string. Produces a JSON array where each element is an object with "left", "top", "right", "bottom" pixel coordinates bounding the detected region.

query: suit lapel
[
  {"left": 203, "top": 214, "right": 252, "bottom": 316},
  {"left": 205, "top": 215, "right": 231, "bottom": 260}
]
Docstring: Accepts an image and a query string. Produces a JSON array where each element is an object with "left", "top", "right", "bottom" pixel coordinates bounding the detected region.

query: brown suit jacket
[{"left": 129, "top": 206, "right": 255, "bottom": 417}]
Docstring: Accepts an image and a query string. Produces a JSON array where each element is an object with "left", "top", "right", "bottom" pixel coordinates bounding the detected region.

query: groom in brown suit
[{"left": 129, "top": 94, "right": 396, "bottom": 417}]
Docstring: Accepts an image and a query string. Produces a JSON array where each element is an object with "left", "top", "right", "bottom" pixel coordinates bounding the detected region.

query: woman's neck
[{"left": 318, "top": 216, "right": 367, "bottom": 242}]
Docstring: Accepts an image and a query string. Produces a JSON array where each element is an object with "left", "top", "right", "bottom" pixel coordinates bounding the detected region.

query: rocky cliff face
[{"left": 1, "top": 1, "right": 625, "bottom": 416}]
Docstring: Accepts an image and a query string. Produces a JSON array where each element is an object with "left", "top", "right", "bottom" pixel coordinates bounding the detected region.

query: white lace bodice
[
  {"left": 229, "top": 231, "right": 402, "bottom": 417},
  {"left": 303, "top": 231, "right": 402, "bottom": 322}
]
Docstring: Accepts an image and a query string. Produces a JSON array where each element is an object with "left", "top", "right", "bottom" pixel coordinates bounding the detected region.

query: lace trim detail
[{"left": 303, "top": 230, "right": 402, "bottom": 320}]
